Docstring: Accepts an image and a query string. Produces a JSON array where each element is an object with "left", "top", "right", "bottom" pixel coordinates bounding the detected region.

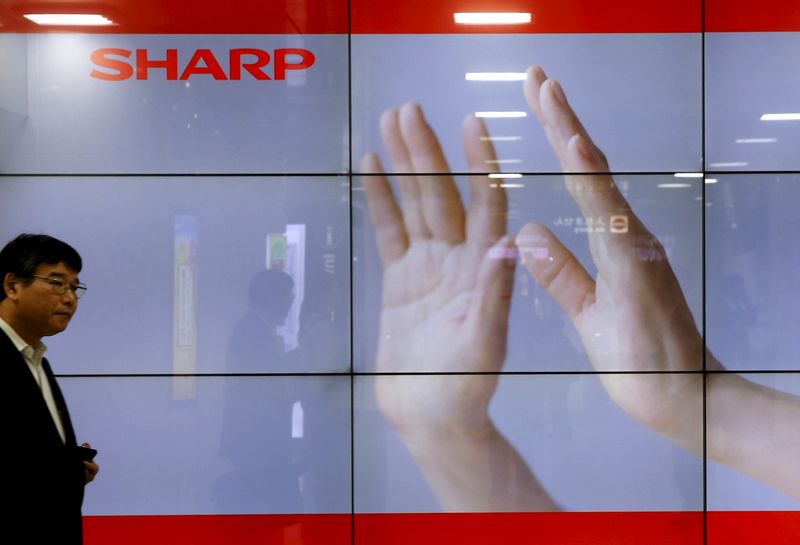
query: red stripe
[
  {"left": 707, "top": 511, "right": 800, "bottom": 544},
  {"left": 0, "top": 0, "right": 349, "bottom": 34},
  {"left": 355, "top": 512, "right": 704, "bottom": 545},
  {"left": 3, "top": 0, "right": 799, "bottom": 34},
  {"left": 84, "top": 514, "right": 351, "bottom": 545},
  {"left": 84, "top": 511, "right": 800, "bottom": 544},
  {"left": 705, "top": 0, "right": 800, "bottom": 31},
  {"left": 352, "top": 0, "right": 701, "bottom": 34}
]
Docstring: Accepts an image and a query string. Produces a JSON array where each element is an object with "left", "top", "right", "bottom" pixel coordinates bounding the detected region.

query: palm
[
  {"left": 576, "top": 256, "right": 702, "bottom": 373},
  {"left": 376, "top": 240, "right": 510, "bottom": 435},
  {"left": 379, "top": 241, "right": 502, "bottom": 373},
  {"left": 577, "top": 269, "right": 703, "bottom": 435},
  {"left": 362, "top": 103, "right": 512, "bottom": 437}
]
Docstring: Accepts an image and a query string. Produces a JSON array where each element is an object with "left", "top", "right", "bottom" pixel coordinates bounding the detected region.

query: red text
[{"left": 90, "top": 48, "right": 316, "bottom": 81}]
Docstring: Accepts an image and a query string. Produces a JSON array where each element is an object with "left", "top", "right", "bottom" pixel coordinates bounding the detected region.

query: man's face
[{"left": 11, "top": 261, "right": 80, "bottom": 341}]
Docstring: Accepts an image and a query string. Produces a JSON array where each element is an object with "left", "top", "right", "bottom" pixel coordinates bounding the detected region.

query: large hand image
[
  {"left": 361, "top": 100, "right": 558, "bottom": 511},
  {"left": 363, "top": 65, "right": 800, "bottom": 508}
]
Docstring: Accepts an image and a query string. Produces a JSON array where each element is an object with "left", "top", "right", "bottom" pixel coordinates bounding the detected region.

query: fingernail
[
  {"left": 529, "top": 65, "right": 546, "bottom": 86},
  {"left": 406, "top": 101, "right": 423, "bottom": 119},
  {"left": 550, "top": 80, "right": 567, "bottom": 106}
]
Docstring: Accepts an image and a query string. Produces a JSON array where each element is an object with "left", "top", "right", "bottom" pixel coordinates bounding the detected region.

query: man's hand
[{"left": 81, "top": 442, "right": 99, "bottom": 484}]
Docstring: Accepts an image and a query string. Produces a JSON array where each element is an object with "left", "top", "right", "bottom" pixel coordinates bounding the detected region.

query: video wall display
[
  {"left": 0, "top": 0, "right": 798, "bottom": 544},
  {"left": 0, "top": 176, "right": 350, "bottom": 375}
]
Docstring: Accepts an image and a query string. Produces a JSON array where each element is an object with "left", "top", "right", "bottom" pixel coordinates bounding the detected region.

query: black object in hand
[{"left": 78, "top": 446, "right": 97, "bottom": 462}]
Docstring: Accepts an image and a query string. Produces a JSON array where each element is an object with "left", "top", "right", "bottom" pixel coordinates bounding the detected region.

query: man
[{"left": 0, "top": 234, "right": 99, "bottom": 543}]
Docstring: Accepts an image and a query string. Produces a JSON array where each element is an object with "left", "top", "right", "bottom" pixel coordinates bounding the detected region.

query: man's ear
[{"left": 3, "top": 272, "right": 20, "bottom": 300}]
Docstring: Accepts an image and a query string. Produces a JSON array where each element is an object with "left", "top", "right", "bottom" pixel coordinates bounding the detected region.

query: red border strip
[
  {"left": 707, "top": 511, "right": 800, "bottom": 544},
  {"left": 3, "top": 0, "right": 799, "bottom": 33},
  {"left": 706, "top": 0, "right": 800, "bottom": 31},
  {"left": 84, "top": 514, "right": 352, "bottom": 545},
  {"left": 351, "top": 0, "right": 702, "bottom": 34},
  {"left": 0, "top": 0, "right": 349, "bottom": 34},
  {"left": 354, "top": 512, "right": 704, "bottom": 545},
  {"left": 84, "top": 512, "right": 800, "bottom": 545}
]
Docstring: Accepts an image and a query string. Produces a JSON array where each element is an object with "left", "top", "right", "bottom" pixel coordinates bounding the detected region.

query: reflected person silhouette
[
  {"left": 362, "top": 65, "right": 800, "bottom": 510},
  {"left": 215, "top": 269, "right": 303, "bottom": 515},
  {"left": 227, "top": 268, "right": 295, "bottom": 372}
]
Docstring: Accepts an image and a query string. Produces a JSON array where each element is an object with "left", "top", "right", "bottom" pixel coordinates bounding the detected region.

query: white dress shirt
[{"left": 0, "top": 316, "right": 66, "bottom": 443}]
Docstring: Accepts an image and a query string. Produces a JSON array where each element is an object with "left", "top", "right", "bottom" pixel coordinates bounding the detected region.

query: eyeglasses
[{"left": 31, "top": 275, "right": 88, "bottom": 299}]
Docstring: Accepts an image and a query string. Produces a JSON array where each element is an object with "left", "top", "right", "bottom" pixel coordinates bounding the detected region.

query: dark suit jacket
[{"left": 0, "top": 328, "right": 85, "bottom": 544}]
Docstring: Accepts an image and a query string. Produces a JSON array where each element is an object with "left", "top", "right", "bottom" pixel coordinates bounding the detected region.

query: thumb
[{"left": 517, "top": 222, "right": 595, "bottom": 320}]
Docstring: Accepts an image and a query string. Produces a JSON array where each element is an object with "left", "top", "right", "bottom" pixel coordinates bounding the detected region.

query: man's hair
[{"left": 0, "top": 234, "right": 82, "bottom": 302}]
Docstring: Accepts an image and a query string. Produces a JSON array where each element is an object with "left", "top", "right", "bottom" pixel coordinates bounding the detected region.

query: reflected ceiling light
[
  {"left": 704, "top": 178, "right": 718, "bottom": 184},
  {"left": 658, "top": 183, "right": 692, "bottom": 188},
  {"left": 480, "top": 136, "right": 523, "bottom": 142},
  {"left": 735, "top": 138, "right": 777, "bottom": 144},
  {"left": 761, "top": 113, "right": 800, "bottom": 121},
  {"left": 466, "top": 72, "right": 527, "bottom": 81},
  {"left": 489, "top": 173, "right": 523, "bottom": 179},
  {"left": 674, "top": 172, "right": 703, "bottom": 178},
  {"left": 475, "top": 111, "right": 527, "bottom": 118},
  {"left": 709, "top": 162, "right": 748, "bottom": 168},
  {"left": 486, "top": 159, "right": 522, "bottom": 164},
  {"left": 454, "top": 12, "right": 532, "bottom": 25},
  {"left": 24, "top": 13, "right": 114, "bottom": 25}
]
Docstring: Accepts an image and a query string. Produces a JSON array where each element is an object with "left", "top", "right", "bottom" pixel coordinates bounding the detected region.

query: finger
[
  {"left": 525, "top": 68, "right": 660, "bottom": 279},
  {"left": 361, "top": 153, "right": 410, "bottom": 265},
  {"left": 523, "top": 65, "right": 548, "bottom": 123},
  {"left": 463, "top": 114, "right": 508, "bottom": 247},
  {"left": 524, "top": 67, "right": 629, "bottom": 220},
  {"left": 380, "top": 106, "right": 415, "bottom": 173},
  {"left": 380, "top": 107, "right": 431, "bottom": 239},
  {"left": 524, "top": 66, "right": 590, "bottom": 164},
  {"left": 84, "top": 461, "right": 99, "bottom": 483},
  {"left": 538, "top": 79, "right": 590, "bottom": 164},
  {"left": 565, "top": 140, "right": 671, "bottom": 292},
  {"left": 467, "top": 236, "right": 517, "bottom": 363},
  {"left": 398, "top": 102, "right": 466, "bottom": 244},
  {"left": 517, "top": 222, "right": 596, "bottom": 320},
  {"left": 398, "top": 101, "right": 452, "bottom": 173},
  {"left": 561, "top": 134, "right": 632, "bottom": 220},
  {"left": 463, "top": 113, "right": 498, "bottom": 173},
  {"left": 561, "top": 139, "right": 657, "bottom": 273},
  {"left": 525, "top": 70, "right": 678, "bottom": 302}
]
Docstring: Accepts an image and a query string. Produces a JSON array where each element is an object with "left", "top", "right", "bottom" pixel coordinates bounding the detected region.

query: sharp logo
[{"left": 90, "top": 48, "right": 316, "bottom": 81}]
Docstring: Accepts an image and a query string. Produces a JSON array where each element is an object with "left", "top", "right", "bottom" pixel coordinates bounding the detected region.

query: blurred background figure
[
  {"left": 214, "top": 269, "right": 302, "bottom": 517},
  {"left": 227, "top": 269, "right": 296, "bottom": 373}
]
